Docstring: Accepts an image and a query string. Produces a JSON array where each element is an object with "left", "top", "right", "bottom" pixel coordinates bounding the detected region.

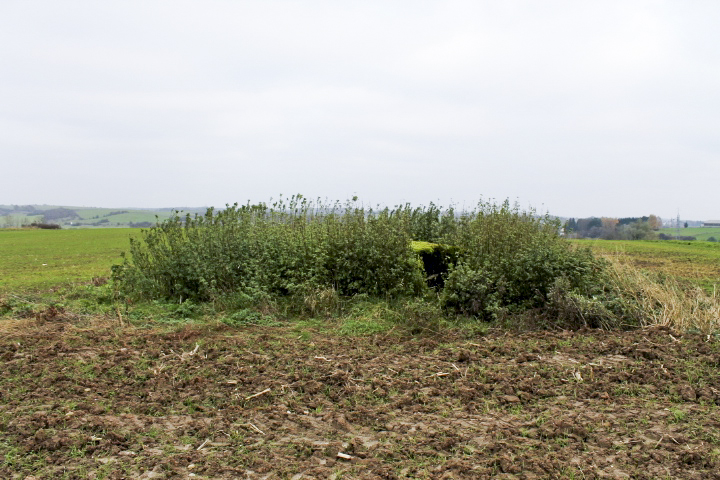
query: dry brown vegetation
[{"left": 598, "top": 255, "right": 720, "bottom": 333}]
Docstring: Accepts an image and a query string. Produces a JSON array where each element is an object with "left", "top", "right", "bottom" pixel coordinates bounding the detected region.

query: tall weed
[
  {"left": 112, "top": 196, "right": 423, "bottom": 303},
  {"left": 440, "top": 200, "right": 605, "bottom": 320}
]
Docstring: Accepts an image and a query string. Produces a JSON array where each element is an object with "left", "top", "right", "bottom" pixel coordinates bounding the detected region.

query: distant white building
[{"left": 703, "top": 220, "right": 720, "bottom": 227}]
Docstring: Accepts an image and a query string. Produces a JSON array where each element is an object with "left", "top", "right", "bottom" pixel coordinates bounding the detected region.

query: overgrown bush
[
  {"left": 112, "top": 196, "right": 424, "bottom": 303},
  {"left": 393, "top": 203, "right": 457, "bottom": 243},
  {"left": 111, "top": 195, "right": 719, "bottom": 332},
  {"left": 440, "top": 200, "right": 606, "bottom": 321}
]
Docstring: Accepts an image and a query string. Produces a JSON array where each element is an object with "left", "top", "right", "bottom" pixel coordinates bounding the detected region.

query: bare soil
[{"left": 2, "top": 315, "right": 720, "bottom": 479}]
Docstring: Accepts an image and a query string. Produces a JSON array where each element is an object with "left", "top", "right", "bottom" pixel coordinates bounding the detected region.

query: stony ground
[{"left": 2, "top": 313, "right": 720, "bottom": 479}]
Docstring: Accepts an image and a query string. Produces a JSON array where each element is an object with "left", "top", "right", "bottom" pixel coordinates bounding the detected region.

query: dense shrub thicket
[
  {"left": 112, "top": 196, "right": 425, "bottom": 303},
  {"left": 439, "top": 200, "right": 605, "bottom": 321},
  {"left": 113, "top": 195, "right": 708, "bottom": 330}
]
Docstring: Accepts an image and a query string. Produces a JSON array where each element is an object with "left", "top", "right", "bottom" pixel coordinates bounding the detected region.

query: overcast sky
[{"left": 1, "top": 1, "right": 719, "bottom": 220}]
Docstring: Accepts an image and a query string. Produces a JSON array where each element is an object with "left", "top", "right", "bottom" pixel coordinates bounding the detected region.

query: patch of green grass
[
  {"left": 0, "top": 228, "right": 140, "bottom": 293},
  {"left": 555, "top": 436, "right": 570, "bottom": 447},
  {"left": 95, "top": 462, "right": 116, "bottom": 480},
  {"left": 336, "top": 300, "right": 399, "bottom": 335},
  {"left": 613, "top": 384, "right": 646, "bottom": 397},
  {"left": 669, "top": 407, "right": 687, "bottom": 423},
  {"left": 68, "top": 445, "right": 87, "bottom": 458},
  {"left": 179, "top": 434, "right": 198, "bottom": 445},
  {"left": 220, "top": 309, "right": 281, "bottom": 328},
  {"left": 1, "top": 442, "right": 47, "bottom": 472},
  {"left": 339, "top": 316, "right": 395, "bottom": 335},
  {"left": 557, "top": 467, "right": 586, "bottom": 479}
]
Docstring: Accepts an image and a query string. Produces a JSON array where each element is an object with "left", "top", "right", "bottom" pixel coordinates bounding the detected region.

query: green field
[
  {"left": 659, "top": 226, "right": 720, "bottom": 241},
  {"left": 576, "top": 239, "right": 720, "bottom": 291},
  {"left": 0, "top": 228, "right": 140, "bottom": 292}
]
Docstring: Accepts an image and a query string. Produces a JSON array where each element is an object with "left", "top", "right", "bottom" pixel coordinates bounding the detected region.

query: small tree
[
  {"left": 600, "top": 217, "right": 619, "bottom": 239},
  {"left": 647, "top": 215, "right": 662, "bottom": 230},
  {"left": 619, "top": 220, "right": 655, "bottom": 240},
  {"left": 564, "top": 218, "right": 577, "bottom": 232}
]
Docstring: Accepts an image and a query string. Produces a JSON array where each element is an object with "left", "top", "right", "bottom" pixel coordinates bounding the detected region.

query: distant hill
[{"left": 0, "top": 205, "right": 208, "bottom": 228}]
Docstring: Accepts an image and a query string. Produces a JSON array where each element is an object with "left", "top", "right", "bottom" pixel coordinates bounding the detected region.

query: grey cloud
[{"left": 1, "top": 1, "right": 719, "bottom": 219}]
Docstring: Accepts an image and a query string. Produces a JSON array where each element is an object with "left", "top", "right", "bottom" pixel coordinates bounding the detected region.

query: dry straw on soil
[
  {"left": 0, "top": 317, "right": 37, "bottom": 339},
  {"left": 0, "top": 303, "right": 128, "bottom": 340},
  {"left": 602, "top": 254, "right": 720, "bottom": 333}
]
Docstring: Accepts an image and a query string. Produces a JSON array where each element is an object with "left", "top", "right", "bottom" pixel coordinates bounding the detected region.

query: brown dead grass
[
  {"left": 603, "top": 254, "right": 720, "bottom": 333},
  {"left": 0, "top": 306, "right": 129, "bottom": 341}
]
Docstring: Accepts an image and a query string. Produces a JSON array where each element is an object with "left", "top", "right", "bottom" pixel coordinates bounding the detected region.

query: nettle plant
[
  {"left": 439, "top": 199, "right": 606, "bottom": 322},
  {"left": 112, "top": 195, "right": 424, "bottom": 303}
]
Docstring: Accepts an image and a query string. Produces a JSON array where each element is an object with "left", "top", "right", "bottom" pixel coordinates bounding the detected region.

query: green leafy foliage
[
  {"left": 112, "top": 195, "right": 424, "bottom": 303},
  {"left": 109, "top": 195, "right": 718, "bottom": 332},
  {"left": 439, "top": 200, "right": 606, "bottom": 321},
  {"left": 392, "top": 202, "right": 457, "bottom": 243}
]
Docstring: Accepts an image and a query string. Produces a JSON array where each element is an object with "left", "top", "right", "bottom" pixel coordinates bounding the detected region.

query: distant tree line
[{"left": 564, "top": 215, "right": 664, "bottom": 240}]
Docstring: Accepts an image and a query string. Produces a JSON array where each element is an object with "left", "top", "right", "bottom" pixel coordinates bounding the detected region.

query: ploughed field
[{"left": 2, "top": 315, "right": 720, "bottom": 479}]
